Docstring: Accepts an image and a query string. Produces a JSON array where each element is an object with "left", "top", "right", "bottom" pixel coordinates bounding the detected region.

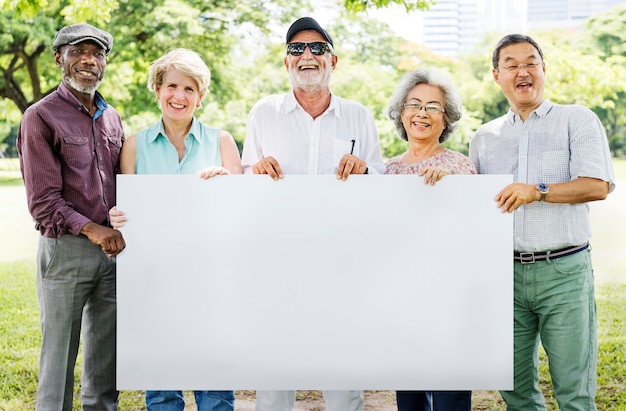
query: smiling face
[
  {"left": 56, "top": 41, "right": 106, "bottom": 95},
  {"left": 284, "top": 30, "right": 337, "bottom": 93},
  {"left": 401, "top": 84, "right": 447, "bottom": 144},
  {"left": 155, "top": 68, "right": 201, "bottom": 122},
  {"left": 493, "top": 42, "right": 545, "bottom": 118}
]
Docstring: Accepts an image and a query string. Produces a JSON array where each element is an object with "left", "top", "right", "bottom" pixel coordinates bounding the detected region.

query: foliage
[
  {"left": 1, "top": 0, "right": 436, "bottom": 16},
  {"left": 343, "top": 0, "right": 433, "bottom": 13},
  {"left": 1, "top": 1, "right": 626, "bottom": 158},
  {"left": 0, "top": 0, "right": 435, "bottom": 157},
  {"left": 582, "top": 3, "right": 626, "bottom": 58},
  {"left": 579, "top": 4, "right": 626, "bottom": 156}
]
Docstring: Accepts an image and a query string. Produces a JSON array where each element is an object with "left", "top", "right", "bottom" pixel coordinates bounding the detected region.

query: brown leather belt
[{"left": 514, "top": 243, "right": 589, "bottom": 264}]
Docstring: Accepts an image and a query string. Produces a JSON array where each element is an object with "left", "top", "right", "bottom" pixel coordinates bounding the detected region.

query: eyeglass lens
[
  {"left": 287, "top": 42, "right": 328, "bottom": 56},
  {"left": 404, "top": 103, "right": 444, "bottom": 113}
]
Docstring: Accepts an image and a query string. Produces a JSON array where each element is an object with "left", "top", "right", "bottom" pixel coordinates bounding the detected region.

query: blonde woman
[{"left": 111, "top": 48, "right": 241, "bottom": 411}]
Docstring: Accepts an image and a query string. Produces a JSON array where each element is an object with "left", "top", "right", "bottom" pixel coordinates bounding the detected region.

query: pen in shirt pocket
[{"left": 350, "top": 139, "right": 356, "bottom": 155}]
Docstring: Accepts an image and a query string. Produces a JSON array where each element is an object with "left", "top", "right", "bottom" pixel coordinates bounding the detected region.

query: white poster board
[{"left": 116, "top": 174, "right": 513, "bottom": 390}]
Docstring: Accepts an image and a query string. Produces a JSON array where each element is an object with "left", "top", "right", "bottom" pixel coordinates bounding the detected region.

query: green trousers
[{"left": 501, "top": 249, "right": 597, "bottom": 411}]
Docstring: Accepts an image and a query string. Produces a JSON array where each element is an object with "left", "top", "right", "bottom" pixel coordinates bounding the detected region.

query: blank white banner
[{"left": 116, "top": 174, "right": 513, "bottom": 390}]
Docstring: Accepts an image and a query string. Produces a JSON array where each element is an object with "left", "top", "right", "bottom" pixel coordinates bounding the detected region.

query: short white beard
[
  {"left": 287, "top": 62, "right": 331, "bottom": 93},
  {"left": 61, "top": 58, "right": 103, "bottom": 95},
  {"left": 64, "top": 75, "right": 101, "bottom": 95}
]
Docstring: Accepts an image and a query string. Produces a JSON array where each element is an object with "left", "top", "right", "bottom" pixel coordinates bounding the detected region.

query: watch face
[{"left": 538, "top": 183, "right": 549, "bottom": 193}]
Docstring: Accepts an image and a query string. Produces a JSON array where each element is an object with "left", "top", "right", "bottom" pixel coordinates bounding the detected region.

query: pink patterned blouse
[{"left": 385, "top": 148, "right": 476, "bottom": 175}]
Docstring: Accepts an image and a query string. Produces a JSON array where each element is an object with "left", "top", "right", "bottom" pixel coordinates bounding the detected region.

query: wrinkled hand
[
  {"left": 419, "top": 167, "right": 450, "bottom": 186},
  {"left": 80, "top": 221, "right": 126, "bottom": 258},
  {"left": 109, "top": 206, "right": 126, "bottom": 230},
  {"left": 336, "top": 154, "right": 367, "bottom": 181},
  {"left": 495, "top": 182, "right": 538, "bottom": 213},
  {"left": 197, "top": 166, "right": 229, "bottom": 179},
  {"left": 252, "top": 156, "right": 283, "bottom": 180}
]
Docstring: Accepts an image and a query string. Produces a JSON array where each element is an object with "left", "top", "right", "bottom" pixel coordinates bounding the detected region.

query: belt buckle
[{"left": 519, "top": 252, "right": 535, "bottom": 264}]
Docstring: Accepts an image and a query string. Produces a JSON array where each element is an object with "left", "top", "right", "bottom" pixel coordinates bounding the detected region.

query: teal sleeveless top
[{"left": 135, "top": 117, "right": 221, "bottom": 174}]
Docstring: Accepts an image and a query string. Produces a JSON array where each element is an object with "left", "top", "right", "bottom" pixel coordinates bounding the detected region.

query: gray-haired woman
[{"left": 386, "top": 68, "right": 474, "bottom": 411}]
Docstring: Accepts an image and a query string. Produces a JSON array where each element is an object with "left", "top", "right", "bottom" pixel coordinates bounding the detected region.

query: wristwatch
[{"left": 537, "top": 183, "right": 549, "bottom": 201}]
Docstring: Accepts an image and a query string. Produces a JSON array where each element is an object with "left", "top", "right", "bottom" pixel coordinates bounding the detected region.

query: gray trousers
[{"left": 36, "top": 234, "right": 117, "bottom": 411}]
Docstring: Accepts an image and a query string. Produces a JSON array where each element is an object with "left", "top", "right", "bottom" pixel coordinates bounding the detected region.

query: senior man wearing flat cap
[
  {"left": 17, "top": 23, "right": 125, "bottom": 411},
  {"left": 242, "top": 16, "right": 384, "bottom": 411}
]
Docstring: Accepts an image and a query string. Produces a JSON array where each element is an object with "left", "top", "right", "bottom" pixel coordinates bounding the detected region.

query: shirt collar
[
  {"left": 506, "top": 99, "right": 553, "bottom": 124},
  {"left": 534, "top": 99, "right": 552, "bottom": 118},
  {"left": 148, "top": 116, "right": 202, "bottom": 144},
  {"left": 57, "top": 82, "right": 108, "bottom": 116},
  {"left": 285, "top": 90, "right": 340, "bottom": 118}
]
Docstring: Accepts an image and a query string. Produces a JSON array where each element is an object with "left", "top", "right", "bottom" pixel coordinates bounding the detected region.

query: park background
[{"left": 1, "top": 0, "right": 625, "bottom": 409}]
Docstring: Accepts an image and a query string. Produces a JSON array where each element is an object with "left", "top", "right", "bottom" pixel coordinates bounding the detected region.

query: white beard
[
  {"left": 61, "top": 58, "right": 103, "bottom": 95},
  {"left": 287, "top": 61, "right": 331, "bottom": 93},
  {"left": 64, "top": 75, "right": 101, "bottom": 95}
]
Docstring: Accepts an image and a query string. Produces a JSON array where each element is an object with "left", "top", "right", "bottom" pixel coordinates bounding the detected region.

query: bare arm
[
  {"left": 219, "top": 130, "right": 242, "bottom": 175},
  {"left": 120, "top": 134, "right": 137, "bottom": 174},
  {"left": 109, "top": 134, "right": 137, "bottom": 229},
  {"left": 496, "top": 177, "right": 610, "bottom": 213}
]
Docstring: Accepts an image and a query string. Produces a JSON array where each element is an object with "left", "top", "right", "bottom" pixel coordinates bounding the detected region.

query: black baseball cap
[{"left": 286, "top": 17, "right": 333, "bottom": 47}]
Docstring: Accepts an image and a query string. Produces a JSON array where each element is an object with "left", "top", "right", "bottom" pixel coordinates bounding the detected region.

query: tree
[
  {"left": 580, "top": 4, "right": 626, "bottom": 155},
  {"left": 0, "top": 0, "right": 435, "bottom": 156},
  {"left": 0, "top": 0, "right": 433, "bottom": 111},
  {"left": 582, "top": 3, "right": 626, "bottom": 58},
  {"left": 343, "top": 0, "right": 433, "bottom": 13}
]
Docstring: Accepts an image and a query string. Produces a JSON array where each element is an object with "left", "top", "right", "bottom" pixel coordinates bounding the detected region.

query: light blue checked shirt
[{"left": 470, "top": 100, "right": 615, "bottom": 252}]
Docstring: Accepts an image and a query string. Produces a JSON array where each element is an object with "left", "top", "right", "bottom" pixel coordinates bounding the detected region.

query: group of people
[{"left": 17, "top": 15, "right": 614, "bottom": 411}]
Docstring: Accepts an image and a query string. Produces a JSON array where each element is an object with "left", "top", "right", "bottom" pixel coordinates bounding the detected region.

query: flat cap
[
  {"left": 286, "top": 17, "right": 333, "bottom": 47},
  {"left": 52, "top": 23, "right": 113, "bottom": 55}
]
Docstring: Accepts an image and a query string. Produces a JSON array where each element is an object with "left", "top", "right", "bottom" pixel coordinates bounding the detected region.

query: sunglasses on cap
[{"left": 286, "top": 42, "right": 333, "bottom": 56}]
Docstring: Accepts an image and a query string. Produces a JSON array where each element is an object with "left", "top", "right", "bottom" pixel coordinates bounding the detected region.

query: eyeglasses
[
  {"left": 500, "top": 63, "right": 541, "bottom": 72},
  {"left": 403, "top": 103, "right": 445, "bottom": 114},
  {"left": 286, "top": 42, "right": 333, "bottom": 56}
]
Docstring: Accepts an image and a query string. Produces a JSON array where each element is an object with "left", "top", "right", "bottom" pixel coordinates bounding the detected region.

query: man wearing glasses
[
  {"left": 470, "top": 34, "right": 615, "bottom": 410},
  {"left": 241, "top": 16, "right": 385, "bottom": 411}
]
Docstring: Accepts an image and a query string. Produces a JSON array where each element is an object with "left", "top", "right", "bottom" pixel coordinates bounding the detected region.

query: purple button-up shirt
[{"left": 17, "top": 82, "right": 124, "bottom": 238}]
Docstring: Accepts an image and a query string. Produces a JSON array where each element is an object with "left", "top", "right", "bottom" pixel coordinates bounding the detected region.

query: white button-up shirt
[{"left": 242, "top": 91, "right": 385, "bottom": 175}]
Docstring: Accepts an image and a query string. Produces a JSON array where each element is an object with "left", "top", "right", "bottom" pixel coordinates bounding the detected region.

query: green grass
[
  {"left": 1, "top": 157, "right": 624, "bottom": 410},
  {"left": 0, "top": 260, "right": 39, "bottom": 410}
]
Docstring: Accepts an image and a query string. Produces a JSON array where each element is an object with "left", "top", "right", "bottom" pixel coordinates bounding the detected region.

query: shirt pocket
[
  {"left": 61, "top": 135, "right": 93, "bottom": 169},
  {"left": 106, "top": 135, "right": 123, "bottom": 160},
  {"left": 333, "top": 138, "right": 358, "bottom": 166}
]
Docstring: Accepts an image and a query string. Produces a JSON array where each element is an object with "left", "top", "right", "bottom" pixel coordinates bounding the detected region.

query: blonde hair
[{"left": 148, "top": 48, "right": 211, "bottom": 104}]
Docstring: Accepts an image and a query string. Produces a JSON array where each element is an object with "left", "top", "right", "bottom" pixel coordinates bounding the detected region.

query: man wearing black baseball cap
[
  {"left": 18, "top": 23, "right": 124, "bottom": 410},
  {"left": 243, "top": 16, "right": 384, "bottom": 411},
  {"left": 285, "top": 16, "right": 334, "bottom": 47}
]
